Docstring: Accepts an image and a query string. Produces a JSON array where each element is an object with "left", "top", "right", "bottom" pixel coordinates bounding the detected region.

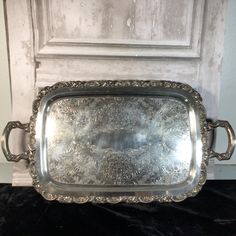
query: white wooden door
[{"left": 5, "top": 0, "right": 228, "bottom": 185}]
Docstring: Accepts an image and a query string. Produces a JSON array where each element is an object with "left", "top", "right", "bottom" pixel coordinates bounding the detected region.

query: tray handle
[
  {"left": 1, "top": 121, "right": 30, "bottom": 162},
  {"left": 207, "top": 120, "right": 236, "bottom": 161}
]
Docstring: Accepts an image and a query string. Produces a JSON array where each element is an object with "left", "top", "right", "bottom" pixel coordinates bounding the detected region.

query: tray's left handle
[
  {"left": 1, "top": 121, "right": 30, "bottom": 162},
  {"left": 207, "top": 120, "right": 236, "bottom": 161}
]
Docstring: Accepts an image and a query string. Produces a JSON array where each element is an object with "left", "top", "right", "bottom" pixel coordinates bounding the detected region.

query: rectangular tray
[{"left": 2, "top": 81, "right": 235, "bottom": 203}]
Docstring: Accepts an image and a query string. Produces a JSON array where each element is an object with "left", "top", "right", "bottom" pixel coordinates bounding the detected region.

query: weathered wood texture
[
  {"left": 32, "top": 0, "right": 204, "bottom": 57},
  {"left": 4, "top": 0, "right": 228, "bottom": 185},
  {"left": 5, "top": 0, "right": 35, "bottom": 185}
]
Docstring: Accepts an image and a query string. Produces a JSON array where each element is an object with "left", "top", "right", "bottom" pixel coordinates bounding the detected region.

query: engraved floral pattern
[
  {"left": 28, "top": 80, "right": 208, "bottom": 203},
  {"left": 47, "top": 97, "right": 191, "bottom": 186}
]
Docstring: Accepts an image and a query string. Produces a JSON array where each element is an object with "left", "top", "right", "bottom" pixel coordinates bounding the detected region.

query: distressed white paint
[
  {"left": 50, "top": 0, "right": 191, "bottom": 42},
  {"left": 0, "top": 0, "right": 12, "bottom": 183},
  {"left": 32, "top": 0, "right": 204, "bottom": 58},
  {"left": 5, "top": 0, "right": 35, "bottom": 185},
  {"left": 36, "top": 59, "right": 199, "bottom": 88},
  {"left": 4, "top": 0, "right": 228, "bottom": 185},
  {"left": 199, "top": 0, "right": 228, "bottom": 118},
  {"left": 215, "top": 0, "right": 236, "bottom": 167}
]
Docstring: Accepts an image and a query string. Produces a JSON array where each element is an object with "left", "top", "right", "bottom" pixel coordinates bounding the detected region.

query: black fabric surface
[{"left": 0, "top": 181, "right": 236, "bottom": 236}]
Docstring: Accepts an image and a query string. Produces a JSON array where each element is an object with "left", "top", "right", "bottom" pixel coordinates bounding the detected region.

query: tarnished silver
[
  {"left": 1, "top": 121, "right": 31, "bottom": 162},
  {"left": 207, "top": 120, "right": 235, "bottom": 161},
  {"left": 1, "top": 80, "right": 235, "bottom": 203}
]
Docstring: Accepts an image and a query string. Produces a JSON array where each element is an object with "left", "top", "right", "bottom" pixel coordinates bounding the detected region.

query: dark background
[{"left": 0, "top": 181, "right": 236, "bottom": 236}]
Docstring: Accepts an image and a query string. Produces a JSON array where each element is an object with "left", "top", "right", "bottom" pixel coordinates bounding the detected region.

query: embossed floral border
[{"left": 28, "top": 80, "right": 209, "bottom": 203}]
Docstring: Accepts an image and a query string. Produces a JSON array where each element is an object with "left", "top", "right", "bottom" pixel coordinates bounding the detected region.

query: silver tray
[{"left": 1, "top": 80, "right": 235, "bottom": 203}]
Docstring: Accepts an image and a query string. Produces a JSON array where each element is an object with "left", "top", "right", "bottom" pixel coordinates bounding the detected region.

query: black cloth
[{"left": 0, "top": 181, "right": 236, "bottom": 236}]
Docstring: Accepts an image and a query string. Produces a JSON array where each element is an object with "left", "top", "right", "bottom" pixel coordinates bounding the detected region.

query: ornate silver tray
[{"left": 1, "top": 80, "right": 235, "bottom": 203}]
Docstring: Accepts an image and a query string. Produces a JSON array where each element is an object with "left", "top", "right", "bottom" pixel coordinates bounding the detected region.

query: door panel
[{"left": 33, "top": 0, "right": 204, "bottom": 57}]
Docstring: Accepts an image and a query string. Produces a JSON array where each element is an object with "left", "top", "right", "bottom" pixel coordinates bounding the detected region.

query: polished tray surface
[{"left": 45, "top": 95, "right": 191, "bottom": 186}]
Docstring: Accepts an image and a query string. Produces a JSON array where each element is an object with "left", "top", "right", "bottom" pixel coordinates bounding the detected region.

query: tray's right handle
[
  {"left": 207, "top": 120, "right": 236, "bottom": 161},
  {"left": 1, "top": 121, "right": 30, "bottom": 162}
]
